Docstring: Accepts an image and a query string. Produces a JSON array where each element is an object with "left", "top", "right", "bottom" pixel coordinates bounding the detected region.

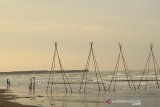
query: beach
[
  {"left": 0, "top": 71, "right": 160, "bottom": 107},
  {"left": 1, "top": 0, "right": 160, "bottom": 106},
  {"left": 0, "top": 89, "right": 38, "bottom": 107},
  {"left": 1, "top": 88, "right": 160, "bottom": 107}
]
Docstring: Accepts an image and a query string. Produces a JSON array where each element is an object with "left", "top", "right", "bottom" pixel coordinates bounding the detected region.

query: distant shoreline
[{"left": 0, "top": 70, "right": 88, "bottom": 75}]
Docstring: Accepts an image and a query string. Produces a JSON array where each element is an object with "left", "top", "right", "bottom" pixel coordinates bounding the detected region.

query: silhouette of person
[
  {"left": 7, "top": 79, "right": 10, "bottom": 89},
  {"left": 8, "top": 81, "right": 10, "bottom": 88},
  {"left": 29, "top": 77, "right": 36, "bottom": 100},
  {"left": 29, "top": 78, "right": 32, "bottom": 89},
  {"left": 7, "top": 79, "right": 9, "bottom": 89},
  {"left": 33, "top": 77, "right": 35, "bottom": 89}
]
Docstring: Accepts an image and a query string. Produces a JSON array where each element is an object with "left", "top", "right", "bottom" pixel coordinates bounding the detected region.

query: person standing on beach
[
  {"left": 7, "top": 79, "right": 9, "bottom": 85},
  {"left": 28, "top": 77, "right": 36, "bottom": 100},
  {"left": 7, "top": 79, "right": 10, "bottom": 89},
  {"left": 29, "top": 78, "right": 32, "bottom": 89},
  {"left": 7, "top": 79, "right": 9, "bottom": 89},
  {"left": 8, "top": 80, "right": 10, "bottom": 88},
  {"left": 33, "top": 77, "right": 35, "bottom": 89},
  {"left": 32, "top": 77, "right": 36, "bottom": 99}
]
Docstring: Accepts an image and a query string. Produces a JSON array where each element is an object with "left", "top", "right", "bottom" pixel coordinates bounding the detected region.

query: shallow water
[{"left": 0, "top": 71, "right": 160, "bottom": 107}]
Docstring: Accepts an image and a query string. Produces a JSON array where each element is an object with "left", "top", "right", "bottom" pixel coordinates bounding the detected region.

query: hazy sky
[{"left": 0, "top": 0, "right": 160, "bottom": 71}]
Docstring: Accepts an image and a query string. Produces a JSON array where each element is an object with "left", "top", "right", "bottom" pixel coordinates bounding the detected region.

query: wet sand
[
  {"left": 1, "top": 88, "right": 160, "bottom": 107},
  {"left": 0, "top": 89, "right": 38, "bottom": 107}
]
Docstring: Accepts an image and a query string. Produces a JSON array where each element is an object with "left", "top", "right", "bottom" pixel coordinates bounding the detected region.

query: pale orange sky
[{"left": 0, "top": 0, "right": 160, "bottom": 71}]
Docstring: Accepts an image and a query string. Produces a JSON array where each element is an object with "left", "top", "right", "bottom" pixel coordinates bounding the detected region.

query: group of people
[{"left": 6, "top": 77, "right": 36, "bottom": 90}]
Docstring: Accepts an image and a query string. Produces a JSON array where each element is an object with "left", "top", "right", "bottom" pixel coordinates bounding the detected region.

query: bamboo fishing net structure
[
  {"left": 79, "top": 42, "right": 106, "bottom": 92},
  {"left": 108, "top": 43, "right": 136, "bottom": 91},
  {"left": 46, "top": 42, "right": 72, "bottom": 93},
  {"left": 138, "top": 44, "right": 160, "bottom": 90}
]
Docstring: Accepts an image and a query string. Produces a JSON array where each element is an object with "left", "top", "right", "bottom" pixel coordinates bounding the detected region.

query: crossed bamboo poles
[
  {"left": 79, "top": 42, "right": 106, "bottom": 92},
  {"left": 46, "top": 42, "right": 160, "bottom": 93},
  {"left": 108, "top": 43, "right": 136, "bottom": 91},
  {"left": 46, "top": 42, "right": 72, "bottom": 93},
  {"left": 138, "top": 44, "right": 160, "bottom": 90}
]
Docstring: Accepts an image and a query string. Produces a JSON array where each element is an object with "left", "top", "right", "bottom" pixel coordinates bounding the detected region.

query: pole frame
[
  {"left": 79, "top": 42, "right": 106, "bottom": 92},
  {"left": 138, "top": 44, "right": 160, "bottom": 90},
  {"left": 108, "top": 43, "right": 136, "bottom": 92},
  {"left": 46, "top": 42, "right": 72, "bottom": 93}
]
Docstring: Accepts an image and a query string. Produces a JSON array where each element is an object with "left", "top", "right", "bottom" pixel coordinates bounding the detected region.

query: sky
[{"left": 0, "top": 0, "right": 160, "bottom": 71}]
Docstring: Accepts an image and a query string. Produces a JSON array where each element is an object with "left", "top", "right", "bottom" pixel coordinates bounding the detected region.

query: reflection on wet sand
[
  {"left": 46, "top": 90, "right": 104, "bottom": 107},
  {"left": 29, "top": 88, "right": 35, "bottom": 100},
  {"left": 46, "top": 91, "right": 55, "bottom": 107}
]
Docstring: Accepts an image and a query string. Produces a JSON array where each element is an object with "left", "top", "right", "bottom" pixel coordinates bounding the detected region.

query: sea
[{"left": 0, "top": 70, "right": 160, "bottom": 107}]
